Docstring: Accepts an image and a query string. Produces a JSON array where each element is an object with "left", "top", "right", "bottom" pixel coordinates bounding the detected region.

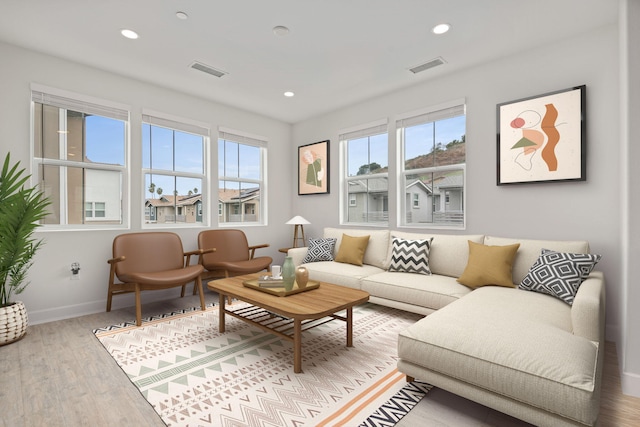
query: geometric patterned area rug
[{"left": 94, "top": 302, "right": 430, "bottom": 427}]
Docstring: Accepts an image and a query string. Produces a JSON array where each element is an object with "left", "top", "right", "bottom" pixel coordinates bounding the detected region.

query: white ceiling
[{"left": 0, "top": 0, "right": 618, "bottom": 124}]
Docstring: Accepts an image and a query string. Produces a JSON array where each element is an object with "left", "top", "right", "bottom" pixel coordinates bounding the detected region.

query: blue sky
[
  {"left": 87, "top": 114, "right": 465, "bottom": 195},
  {"left": 347, "top": 115, "right": 466, "bottom": 176}
]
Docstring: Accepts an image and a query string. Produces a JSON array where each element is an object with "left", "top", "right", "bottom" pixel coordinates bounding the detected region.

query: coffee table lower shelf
[
  {"left": 224, "top": 304, "right": 347, "bottom": 345},
  {"left": 218, "top": 297, "right": 353, "bottom": 373},
  {"left": 209, "top": 274, "right": 369, "bottom": 373}
]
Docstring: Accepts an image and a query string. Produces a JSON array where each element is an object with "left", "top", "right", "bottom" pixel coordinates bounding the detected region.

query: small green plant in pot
[{"left": 0, "top": 153, "right": 50, "bottom": 345}]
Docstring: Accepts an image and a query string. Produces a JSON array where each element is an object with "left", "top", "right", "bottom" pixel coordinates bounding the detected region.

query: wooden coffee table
[{"left": 208, "top": 273, "right": 370, "bottom": 373}]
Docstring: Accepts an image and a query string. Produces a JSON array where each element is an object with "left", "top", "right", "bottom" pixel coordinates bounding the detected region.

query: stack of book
[{"left": 257, "top": 275, "right": 284, "bottom": 288}]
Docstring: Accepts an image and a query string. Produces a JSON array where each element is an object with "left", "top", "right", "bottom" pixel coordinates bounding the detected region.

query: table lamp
[{"left": 286, "top": 215, "right": 311, "bottom": 248}]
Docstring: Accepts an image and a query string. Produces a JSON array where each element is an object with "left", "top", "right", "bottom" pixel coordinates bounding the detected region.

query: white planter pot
[{"left": 0, "top": 301, "right": 28, "bottom": 346}]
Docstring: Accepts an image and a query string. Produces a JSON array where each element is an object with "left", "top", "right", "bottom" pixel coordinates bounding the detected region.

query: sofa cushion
[
  {"left": 457, "top": 241, "right": 520, "bottom": 288},
  {"left": 389, "top": 236, "right": 433, "bottom": 275},
  {"left": 324, "top": 228, "right": 390, "bottom": 269},
  {"left": 484, "top": 236, "right": 590, "bottom": 284},
  {"left": 300, "top": 260, "right": 383, "bottom": 290},
  {"left": 391, "top": 232, "right": 485, "bottom": 278},
  {"left": 301, "top": 237, "right": 337, "bottom": 263},
  {"left": 519, "top": 249, "right": 602, "bottom": 305},
  {"left": 362, "top": 271, "right": 471, "bottom": 311},
  {"left": 335, "top": 234, "right": 370, "bottom": 266},
  {"left": 397, "top": 286, "right": 600, "bottom": 425}
]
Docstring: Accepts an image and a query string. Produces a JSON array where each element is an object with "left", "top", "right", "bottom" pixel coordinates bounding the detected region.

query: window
[
  {"left": 85, "top": 202, "right": 106, "bottom": 219},
  {"left": 397, "top": 100, "right": 466, "bottom": 228},
  {"left": 142, "top": 110, "right": 208, "bottom": 226},
  {"left": 340, "top": 121, "right": 388, "bottom": 224},
  {"left": 218, "top": 128, "right": 266, "bottom": 225},
  {"left": 32, "top": 85, "right": 128, "bottom": 228}
]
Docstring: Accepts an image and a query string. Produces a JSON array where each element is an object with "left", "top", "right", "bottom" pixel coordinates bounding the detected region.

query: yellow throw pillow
[
  {"left": 457, "top": 240, "right": 520, "bottom": 289},
  {"left": 335, "top": 234, "right": 370, "bottom": 266}
]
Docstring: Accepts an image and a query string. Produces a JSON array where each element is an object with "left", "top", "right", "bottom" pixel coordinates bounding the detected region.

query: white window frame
[
  {"left": 142, "top": 109, "right": 209, "bottom": 228},
  {"left": 217, "top": 127, "right": 267, "bottom": 226},
  {"left": 85, "top": 201, "right": 106, "bottom": 219},
  {"left": 31, "top": 84, "right": 130, "bottom": 230},
  {"left": 339, "top": 119, "right": 389, "bottom": 226},
  {"left": 397, "top": 99, "right": 466, "bottom": 229}
]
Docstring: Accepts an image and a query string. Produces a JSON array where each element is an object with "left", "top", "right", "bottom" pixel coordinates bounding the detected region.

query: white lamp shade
[{"left": 286, "top": 215, "right": 311, "bottom": 225}]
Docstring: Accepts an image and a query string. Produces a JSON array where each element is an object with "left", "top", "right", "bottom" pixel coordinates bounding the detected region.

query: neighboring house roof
[
  {"left": 348, "top": 177, "right": 389, "bottom": 193},
  {"left": 218, "top": 187, "right": 259, "bottom": 203},
  {"left": 434, "top": 173, "right": 463, "bottom": 189},
  {"left": 145, "top": 194, "right": 202, "bottom": 207},
  {"left": 218, "top": 189, "right": 240, "bottom": 203},
  {"left": 406, "top": 179, "right": 432, "bottom": 195}
]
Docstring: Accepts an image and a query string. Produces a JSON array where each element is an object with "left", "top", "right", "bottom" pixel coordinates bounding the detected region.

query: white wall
[
  {"left": 0, "top": 41, "right": 294, "bottom": 323},
  {"left": 292, "top": 23, "right": 640, "bottom": 396},
  {"left": 620, "top": 0, "right": 640, "bottom": 397}
]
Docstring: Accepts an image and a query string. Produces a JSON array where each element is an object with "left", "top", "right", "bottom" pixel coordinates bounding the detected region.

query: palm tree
[{"left": 148, "top": 182, "right": 156, "bottom": 199}]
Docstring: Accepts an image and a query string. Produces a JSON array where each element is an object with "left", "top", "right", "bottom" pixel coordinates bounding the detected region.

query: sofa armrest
[
  {"left": 571, "top": 271, "right": 605, "bottom": 343},
  {"left": 287, "top": 247, "right": 308, "bottom": 266}
]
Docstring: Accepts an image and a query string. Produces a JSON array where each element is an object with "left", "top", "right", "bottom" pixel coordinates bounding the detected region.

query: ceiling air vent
[
  {"left": 409, "top": 57, "right": 446, "bottom": 74},
  {"left": 190, "top": 61, "right": 227, "bottom": 78}
]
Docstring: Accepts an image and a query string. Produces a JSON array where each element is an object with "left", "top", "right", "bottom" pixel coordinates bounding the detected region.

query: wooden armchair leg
[
  {"left": 196, "top": 278, "right": 206, "bottom": 311},
  {"left": 135, "top": 286, "right": 143, "bottom": 327},
  {"left": 106, "top": 289, "right": 113, "bottom": 312}
]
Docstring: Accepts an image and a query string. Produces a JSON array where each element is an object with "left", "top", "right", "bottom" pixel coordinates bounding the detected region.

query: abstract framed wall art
[
  {"left": 497, "top": 85, "right": 586, "bottom": 185},
  {"left": 298, "top": 140, "right": 330, "bottom": 195}
]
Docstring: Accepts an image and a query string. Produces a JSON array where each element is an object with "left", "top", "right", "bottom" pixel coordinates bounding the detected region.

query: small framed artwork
[
  {"left": 298, "top": 140, "right": 330, "bottom": 195},
  {"left": 497, "top": 85, "right": 586, "bottom": 185}
]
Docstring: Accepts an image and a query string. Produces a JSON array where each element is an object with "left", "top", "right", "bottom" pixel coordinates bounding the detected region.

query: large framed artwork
[
  {"left": 497, "top": 85, "right": 586, "bottom": 185},
  {"left": 298, "top": 140, "right": 330, "bottom": 195}
]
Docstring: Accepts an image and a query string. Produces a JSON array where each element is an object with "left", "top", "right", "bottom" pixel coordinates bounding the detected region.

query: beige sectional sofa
[{"left": 287, "top": 227, "right": 605, "bottom": 427}]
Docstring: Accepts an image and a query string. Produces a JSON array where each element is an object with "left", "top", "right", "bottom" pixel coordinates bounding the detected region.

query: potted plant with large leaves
[{"left": 0, "top": 153, "right": 50, "bottom": 345}]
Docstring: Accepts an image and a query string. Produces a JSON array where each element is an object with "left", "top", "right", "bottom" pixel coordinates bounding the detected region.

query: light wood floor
[{"left": 1, "top": 292, "right": 638, "bottom": 427}]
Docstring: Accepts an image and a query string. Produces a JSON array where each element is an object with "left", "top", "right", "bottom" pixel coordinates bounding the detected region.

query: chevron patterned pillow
[
  {"left": 519, "top": 249, "right": 601, "bottom": 305},
  {"left": 302, "top": 237, "right": 337, "bottom": 263},
  {"left": 389, "top": 236, "right": 433, "bottom": 275}
]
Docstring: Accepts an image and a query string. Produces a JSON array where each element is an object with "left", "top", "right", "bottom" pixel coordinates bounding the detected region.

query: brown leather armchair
[
  {"left": 197, "top": 229, "right": 272, "bottom": 286},
  {"left": 107, "top": 232, "right": 210, "bottom": 326}
]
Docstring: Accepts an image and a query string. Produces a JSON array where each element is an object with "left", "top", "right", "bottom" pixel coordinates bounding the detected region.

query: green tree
[{"left": 357, "top": 162, "right": 382, "bottom": 175}]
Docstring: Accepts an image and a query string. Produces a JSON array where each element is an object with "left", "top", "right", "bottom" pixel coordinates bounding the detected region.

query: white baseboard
[
  {"left": 27, "top": 289, "right": 180, "bottom": 325},
  {"left": 621, "top": 370, "right": 640, "bottom": 398}
]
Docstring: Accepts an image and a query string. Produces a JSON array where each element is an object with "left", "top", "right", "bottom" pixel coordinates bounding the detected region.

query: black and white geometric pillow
[
  {"left": 302, "top": 237, "right": 337, "bottom": 263},
  {"left": 519, "top": 249, "right": 601, "bottom": 305},
  {"left": 389, "top": 237, "right": 433, "bottom": 275}
]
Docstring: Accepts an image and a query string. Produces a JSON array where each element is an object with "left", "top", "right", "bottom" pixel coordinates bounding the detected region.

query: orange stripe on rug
[{"left": 316, "top": 368, "right": 405, "bottom": 426}]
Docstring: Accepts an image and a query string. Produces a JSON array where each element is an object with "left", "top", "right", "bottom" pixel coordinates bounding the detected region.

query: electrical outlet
[{"left": 71, "top": 262, "right": 80, "bottom": 280}]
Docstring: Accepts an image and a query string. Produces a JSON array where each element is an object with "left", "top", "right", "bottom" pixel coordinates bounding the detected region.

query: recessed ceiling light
[
  {"left": 432, "top": 23, "right": 451, "bottom": 35},
  {"left": 273, "top": 26, "right": 290, "bottom": 36},
  {"left": 121, "top": 29, "right": 139, "bottom": 39},
  {"left": 284, "top": 91, "right": 295, "bottom": 97},
  {"left": 176, "top": 11, "right": 188, "bottom": 20}
]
